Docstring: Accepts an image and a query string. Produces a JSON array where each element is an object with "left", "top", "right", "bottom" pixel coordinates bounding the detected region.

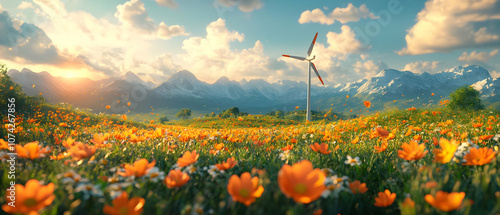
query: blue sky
[{"left": 0, "top": 0, "right": 499, "bottom": 85}]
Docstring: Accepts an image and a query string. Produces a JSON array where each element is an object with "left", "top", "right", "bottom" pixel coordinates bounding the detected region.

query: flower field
[{"left": 1, "top": 103, "right": 500, "bottom": 215}]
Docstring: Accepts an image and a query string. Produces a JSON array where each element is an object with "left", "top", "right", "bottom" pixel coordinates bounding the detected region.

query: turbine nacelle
[{"left": 281, "top": 32, "right": 323, "bottom": 85}]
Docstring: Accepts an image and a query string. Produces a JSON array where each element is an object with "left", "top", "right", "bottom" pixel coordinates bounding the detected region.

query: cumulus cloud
[
  {"left": 115, "top": 0, "right": 157, "bottom": 33},
  {"left": 151, "top": 53, "right": 180, "bottom": 75},
  {"left": 354, "top": 60, "right": 388, "bottom": 79},
  {"left": 403, "top": 61, "right": 442, "bottom": 74},
  {"left": 33, "top": 0, "right": 67, "bottom": 17},
  {"left": 398, "top": 0, "right": 500, "bottom": 55},
  {"left": 158, "top": 22, "right": 189, "bottom": 39},
  {"left": 16, "top": 0, "right": 190, "bottom": 78},
  {"left": 0, "top": 10, "right": 75, "bottom": 65},
  {"left": 458, "top": 49, "right": 498, "bottom": 62},
  {"left": 155, "top": 0, "right": 177, "bottom": 8},
  {"left": 299, "top": 4, "right": 378, "bottom": 25},
  {"left": 215, "top": 0, "right": 263, "bottom": 13},
  {"left": 181, "top": 18, "right": 276, "bottom": 81},
  {"left": 18, "top": 2, "right": 34, "bottom": 10},
  {"left": 115, "top": 0, "right": 188, "bottom": 38}
]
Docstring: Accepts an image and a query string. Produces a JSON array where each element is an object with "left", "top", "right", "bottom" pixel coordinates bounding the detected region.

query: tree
[
  {"left": 159, "top": 116, "right": 169, "bottom": 124},
  {"left": 176, "top": 108, "right": 192, "bottom": 120},
  {"left": 226, "top": 107, "right": 240, "bottom": 118},
  {"left": 275, "top": 110, "right": 285, "bottom": 119},
  {"left": 449, "top": 86, "right": 484, "bottom": 110}
]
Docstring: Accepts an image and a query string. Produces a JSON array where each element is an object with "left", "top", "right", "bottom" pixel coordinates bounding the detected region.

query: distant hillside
[{"left": 8, "top": 65, "right": 500, "bottom": 115}]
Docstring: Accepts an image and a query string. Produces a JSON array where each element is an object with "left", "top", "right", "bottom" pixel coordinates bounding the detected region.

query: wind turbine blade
[
  {"left": 282, "top": 55, "right": 306, "bottom": 61},
  {"left": 310, "top": 62, "right": 324, "bottom": 85},
  {"left": 307, "top": 32, "right": 318, "bottom": 57}
]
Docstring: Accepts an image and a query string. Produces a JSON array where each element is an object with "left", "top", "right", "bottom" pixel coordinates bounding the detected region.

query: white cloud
[
  {"left": 458, "top": 49, "right": 498, "bottom": 62},
  {"left": 216, "top": 0, "right": 263, "bottom": 12},
  {"left": 299, "top": 4, "right": 378, "bottom": 25},
  {"left": 403, "top": 61, "right": 442, "bottom": 74},
  {"left": 158, "top": 22, "right": 189, "bottom": 39},
  {"left": 0, "top": 9, "right": 79, "bottom": 66},
  {"left": 398, "top": 0, "right": 500, "bottom": 55},
  {"left": 491, "top": 70, "right": 500, "bottom": 78},
  {"left": 115, "top": 0, "right": 188, "bottom": 38},
  {"left": 181, "top": 18, "right": 275, "bottom": 82},
  {"left": 115, "top": 0, "right": 156, "bottom": 33},
  {"left": 354, "top": 60, "right": 387, "bottom": 79},
  {"left": 24, "top": 0, "right": 188, "bottom": 78},
  {"left": 18, "top": 1, "right": 34, "bottom": 10},
  {"left": 33, "top": 0, "right": 67, "bottom": 17},
  {"left": 155, "top": 0, "right": 177, "bottom": 8},
  {"left": 151, "top": 53, "right": 180, "bottom": 75}
]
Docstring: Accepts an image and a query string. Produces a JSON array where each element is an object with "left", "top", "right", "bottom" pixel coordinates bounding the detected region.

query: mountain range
[{"left": 7, "top": 65, "right": 500, "bottom": 115}]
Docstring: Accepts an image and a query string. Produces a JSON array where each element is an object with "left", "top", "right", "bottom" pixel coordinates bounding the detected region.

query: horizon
[
  {"left": 7, "top": 64, "right": 497, "bottom": 87},
  {"left": 0, "top": 0, "right": 499, "bottom": 85}
]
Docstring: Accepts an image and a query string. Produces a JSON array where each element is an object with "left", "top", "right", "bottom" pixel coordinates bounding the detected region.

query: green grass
[{"left": 1, "top": 101, "right": 499, "bottom": 214}]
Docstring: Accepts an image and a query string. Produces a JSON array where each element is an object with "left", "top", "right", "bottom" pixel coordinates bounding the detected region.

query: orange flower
[
  {"left": 425, "top": 191, "right": 465, "bottom": 212},
  {"left": 310, "top": 143, "right": 332, "bottom": 155},
  {"left": 432, "top": 137, "right": 439, "bottom": 146},
  {"left": 253, "top": 141, "right": 264, "bottom": 147},
  {"left": 351, "top": 136, "right": 360, "bottom": 144},
  {"left": 0, "top": 139, "right": 9, "bottom": 150},
  {"left": 62, "top": 137, "right": 76, "bottom": 148},
  {"left": 118, "top": 159, "right": 156, "bottom": 177},
  {"left": 227, "top": 172, "right": 264, "bottom": 206},
  {"left": 349, "top": 180, "right": 368, "bottom": 194},
  {"left": 163, "top": 169, "right": 190, "bottom": 188},
  {"left": 16, "top": 142, "right": 49, "bottom": 159},
  {"left": 374, "top": 139, "right": 388, "bottom": 153},
  {"left": 433, "top": 138, "right": 458, "bottom": 164},
  {"left": 106, "top": 105, "right": 111, "bottom": 109},
  {"left": 121, "top": 114, "right": 127, "bottom": 121},
  {"left": 374, "top": 189, "right": 396, "bottom": 207},
  {"left": 375, "top": 127, "right": 389, "bottom": 138},
  {"left": 364, "top": 101, "right": 371, "bottom": 108},
  {"left": 479, "top": 134, "right": 494, "bottom": 141},
  {"left": 346, "top": 95, "right": 349, "bottom": 98},
  {"left": 401, "top": 197, "right": 415, "bottom": 208},
  {"left": 278, "top": 160, "right": 326, "bottom": 204},
  {"left": 472, "top": 122, "right": 483, "bottom": 128},
  {"left": 2, "top": 179, "right": 55, "bottom": 215},
  {"left": 103, "top": 192, "right": 145, "bottom": 215},
  {"left": 462, "top": 147, "right": 495, "bottom": 166},
  {"left": 68, "top": 142, "right": 96, "bottom": 161},
  {"left": 313, "top": 209, "right": 323, "bottom": 215},
  {"left": 295, "top": 106, "right": 299, "bottom": 109},
  {"left": 397, "top": 140, "right": 428, "bottom": 161},
  {"left": 215, "top": 157, "right": 238, "bottom": 171},
  {"left": 177, "top": 150, "right": 199, "bottom": 167},
  {"left": 50, "top": 152, "right": 69, "bottom": 160},
  {"left": 424, "top": 181, "right": 438, "bottom": 189},
  {"left": 281, "top": 144, "right": 294, "bottom": 151}
]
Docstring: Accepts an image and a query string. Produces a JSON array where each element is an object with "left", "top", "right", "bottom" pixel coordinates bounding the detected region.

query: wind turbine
[{"left": 282, "top": 32, "right": 324, "bottom": 122}]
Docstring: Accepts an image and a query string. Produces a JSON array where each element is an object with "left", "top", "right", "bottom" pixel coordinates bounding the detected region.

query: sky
[{"left": 0, "top": 0, "right": 499, "bottom": 85}]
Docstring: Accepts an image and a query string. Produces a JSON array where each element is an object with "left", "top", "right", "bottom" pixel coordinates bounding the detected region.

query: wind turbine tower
[{"left": 282, "top": 32, "right": 324, "bottom": 122}]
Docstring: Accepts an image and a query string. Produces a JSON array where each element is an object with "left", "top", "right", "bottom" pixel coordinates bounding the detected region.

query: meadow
[{"left": 1, "top": 67, "right": 500, "bottom": 215}]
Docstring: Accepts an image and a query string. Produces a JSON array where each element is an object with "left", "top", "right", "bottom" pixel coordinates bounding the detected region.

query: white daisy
[
  {"left": 345, "top": 155, "right": 361, "bottom": 166},
  {"left": 145, "top": 167, "right": 166, "bottom": 183},
  {"left": 75, "top": 183, "right": 103, "bottom": 199}
]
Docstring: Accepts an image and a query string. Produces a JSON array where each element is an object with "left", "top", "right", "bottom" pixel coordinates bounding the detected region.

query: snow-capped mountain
[
  {"left": 8, "top": 65, "right": 500, "bottom": 113},
  {"left": 121, "top": 71, "right": 156, "bottom": 89}
]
